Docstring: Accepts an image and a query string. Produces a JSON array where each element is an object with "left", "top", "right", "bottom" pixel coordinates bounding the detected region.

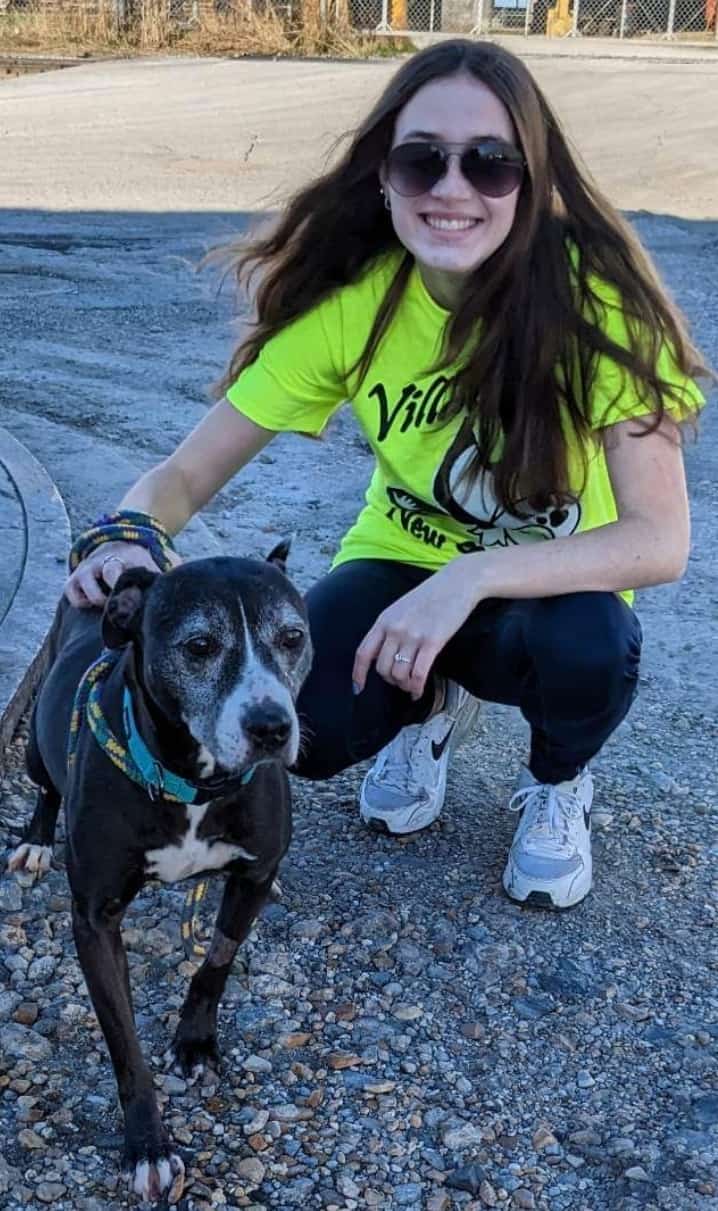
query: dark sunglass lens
[
  {"left": 387, "top": 144, "right": 445, "bottom": 197},
  {"left": 463, "top": 149, "right": 524, "bottom": 198}
]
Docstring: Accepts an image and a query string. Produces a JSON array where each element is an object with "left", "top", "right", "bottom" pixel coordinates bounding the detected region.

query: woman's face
[{"left": 382, "top": 72, "right": 522, "bottom": 307}]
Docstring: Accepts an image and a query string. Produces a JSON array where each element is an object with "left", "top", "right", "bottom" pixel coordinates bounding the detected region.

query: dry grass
[{"left": 0, "top": 0, "right": 410, "bottom": 57}]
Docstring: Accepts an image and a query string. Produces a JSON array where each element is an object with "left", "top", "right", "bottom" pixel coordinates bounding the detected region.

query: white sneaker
[
  {"left": 359, "top": 681, "right": 480, "bottom": 835},
  {"left": 502, "top": 766, "right": 594, "bottom": 909}
]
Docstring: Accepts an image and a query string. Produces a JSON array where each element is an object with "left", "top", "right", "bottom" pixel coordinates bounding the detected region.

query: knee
[
  {"left": 527, "top": 593, "right": 642, "bottom": 684},
  {"left": 291, "top": 706, "right": 354, "bottom": 782},
  {"left": 292, "top": 743, "right": 348, "bottom": 782}
]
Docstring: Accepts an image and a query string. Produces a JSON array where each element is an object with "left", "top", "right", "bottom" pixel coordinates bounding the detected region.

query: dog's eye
[
  {"left": 183, "top": 636, "right": 219, "bottom": 659},
  {"left": 279, "top": 627, "right": 305, "bottom": 651}
]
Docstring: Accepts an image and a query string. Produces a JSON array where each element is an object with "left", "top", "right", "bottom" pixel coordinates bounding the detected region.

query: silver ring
[
  {"left": 101, "top": 554, "right": 125, "bottom": 574},
  {"left": 393, "top": 653, "right": 412, "bottom": 664}
]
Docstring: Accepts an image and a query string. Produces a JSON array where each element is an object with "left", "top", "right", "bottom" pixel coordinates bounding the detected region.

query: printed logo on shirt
[
  {"left": 433, "top": 418, "right": 581, "bottom": 551},
  {"left": 377, "top": 396, "right": 582, "bottom": 554},
  {"left": 385, "top": 488, "right": 447, "bottom": 551},
  {"left": 369, "top": 376, "right": 453, "bottom": 442}
]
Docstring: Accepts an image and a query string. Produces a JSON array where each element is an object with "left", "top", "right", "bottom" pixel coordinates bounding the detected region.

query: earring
[{"left": 380, "top": 187, "right": 391, "bottom": 212}]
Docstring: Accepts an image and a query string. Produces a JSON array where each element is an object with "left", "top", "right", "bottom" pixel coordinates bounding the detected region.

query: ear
[
  {"left": 102, "top": 568, "right": 158, "bottom": 649},
  {"left": 266, "top": 537, "right": 292, "bottom": 574}
]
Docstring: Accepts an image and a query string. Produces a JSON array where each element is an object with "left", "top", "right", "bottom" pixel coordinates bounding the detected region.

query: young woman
[{"left": 66, "top": 40, "right": 706, "bottom": 910}]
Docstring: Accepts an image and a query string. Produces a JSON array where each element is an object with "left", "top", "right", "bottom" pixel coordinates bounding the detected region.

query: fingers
[
  {"left": 385, "top": 640, "right": 438, "bottom": 701},
  {"left": 407, "top": 645, "right": 438, "bottom": 700},
  {"left": 65, "top": 564, "right": 108, "bottom": 609},
  {"left": 99, "top": 554, "right": 127, "bottom": 591},
  {"left": 352, "top": 627, "right": 384, "bottom": 694},
  {"left": 375, "top": 639, "right": 417, "bottom": 686},
  {"left": 353, "top": 623, "right": 436, "bottom": 700},
  {"left": 63, "top": 542, "right": 168, "bottom": 609}
]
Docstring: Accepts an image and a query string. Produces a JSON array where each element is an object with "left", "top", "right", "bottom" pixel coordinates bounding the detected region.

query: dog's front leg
[
  {"left": 170, "top": 871, "right": 276, "bottom": 1080},
  {"left": 71, "top": 900, "right": 185, "bottom": 1205}
]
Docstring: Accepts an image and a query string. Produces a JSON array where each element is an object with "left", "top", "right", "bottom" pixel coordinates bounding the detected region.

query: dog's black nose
[{"left": 242, "top": 705, "right": 292, "bottom": 752}]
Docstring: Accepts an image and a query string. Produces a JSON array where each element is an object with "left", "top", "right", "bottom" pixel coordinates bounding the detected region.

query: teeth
[{"left": 424, "top": 216, "right": 477, "bottom": 231}]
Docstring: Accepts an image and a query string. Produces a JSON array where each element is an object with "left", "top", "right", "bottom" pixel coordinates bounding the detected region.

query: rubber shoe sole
[
  {"left": 502, "top": 858, "right": 593, "bottom": 910},
  {"left": 359, "top": 786, "right": 446, "bottom": 836}
]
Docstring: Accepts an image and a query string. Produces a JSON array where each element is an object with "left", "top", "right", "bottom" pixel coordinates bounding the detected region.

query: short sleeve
[
  {"left": 226, "top": 292, "right": 347, "bottom": 437},
  {"left": 588, "top": 286, "right": 705, "bottom": 431}
]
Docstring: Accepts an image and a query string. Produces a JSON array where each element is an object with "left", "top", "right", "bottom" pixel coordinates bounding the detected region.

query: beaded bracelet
[{"left": 68, "top": 509, "right": 177, "bottom": 575}]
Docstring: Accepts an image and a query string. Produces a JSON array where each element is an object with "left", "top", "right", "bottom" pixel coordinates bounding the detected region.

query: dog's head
[{"left": 102, "top": 543, "right": 312, "bottom": 777}]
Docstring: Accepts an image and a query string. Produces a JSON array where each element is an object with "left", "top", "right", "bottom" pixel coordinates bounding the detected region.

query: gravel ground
[
  {"left": 1, "top": 211, "right": 717, "bottom": 1209},
  {"left": 1, "top": 671, "right": 716, "bottom": 1211}
]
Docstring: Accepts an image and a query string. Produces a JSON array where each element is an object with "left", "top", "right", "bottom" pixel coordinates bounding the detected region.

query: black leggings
[{"left": 293, "top": 559, "right": 643, "bottom": 786}]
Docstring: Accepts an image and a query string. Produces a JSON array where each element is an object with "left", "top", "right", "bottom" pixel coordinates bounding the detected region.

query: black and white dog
[{"left": 7, "top": 547, "right": 312, "bottom": 1204}]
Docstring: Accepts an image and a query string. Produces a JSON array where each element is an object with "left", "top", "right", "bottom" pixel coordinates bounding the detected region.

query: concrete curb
[
  {"left": 0, "top": 427, "right": 70, "bottom": 761},
  {"left": 0, "top": 418, "right": 224, "bottom": 765}
]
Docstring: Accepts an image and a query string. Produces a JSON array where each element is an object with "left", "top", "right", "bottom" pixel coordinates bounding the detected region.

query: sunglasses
[{"left": 385, "top": 139, "right": 526, "bottom": 200}]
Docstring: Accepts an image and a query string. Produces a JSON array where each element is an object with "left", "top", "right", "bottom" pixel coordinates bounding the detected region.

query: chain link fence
[
  {"left": 349, "top": 0, "right": 718, "bottom": 37},
  {"left": 2, "top": 0, "right": 714, "bottom": 41}
]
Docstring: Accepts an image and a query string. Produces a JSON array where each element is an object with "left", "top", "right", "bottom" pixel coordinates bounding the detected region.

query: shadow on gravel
[{"left": 0, "top": 207, "right": 716, "bottom": 1211}]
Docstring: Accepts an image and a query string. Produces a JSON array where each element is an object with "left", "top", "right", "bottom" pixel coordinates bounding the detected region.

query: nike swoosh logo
[{"left": 432, "top": 725, "right": 455, "bottom": 762}]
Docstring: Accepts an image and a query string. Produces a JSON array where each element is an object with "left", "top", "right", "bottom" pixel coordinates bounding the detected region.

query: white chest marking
[{"left": 145, "top": 802, "right": 256, "bottom": 883}]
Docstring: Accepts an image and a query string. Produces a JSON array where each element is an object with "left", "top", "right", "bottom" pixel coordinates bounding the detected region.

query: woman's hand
[
  {"left": 352, "top": 559, "right": 481, "bottom": 700},
  {"left": 64, "top": 541, "right": 182, "bottom": 609}
]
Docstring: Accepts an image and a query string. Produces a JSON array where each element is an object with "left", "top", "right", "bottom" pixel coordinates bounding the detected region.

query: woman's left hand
[{"left": 352, "top": 558, "right": 480, "bottom": 700}]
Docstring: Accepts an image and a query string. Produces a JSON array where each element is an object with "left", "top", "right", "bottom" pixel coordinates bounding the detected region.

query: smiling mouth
[{"left": 421, "top": 215, "right": 481, "bottom": 232}]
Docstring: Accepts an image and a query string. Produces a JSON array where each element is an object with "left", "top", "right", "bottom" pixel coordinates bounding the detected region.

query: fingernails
[{"left": 352, "top": 681, "right": 361, "bottom": 696}]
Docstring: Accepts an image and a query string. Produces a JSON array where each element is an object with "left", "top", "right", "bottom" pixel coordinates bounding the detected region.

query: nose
[
  {"left": 432, "top": 153, "right": 473, "bottom": 199},
  {"left": 242, "top": 704, "right": 292, "bottom": 753}
]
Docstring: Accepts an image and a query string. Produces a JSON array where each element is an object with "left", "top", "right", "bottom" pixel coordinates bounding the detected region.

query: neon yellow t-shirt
[{"left": 227, "top": 251, "right": 703, "bottom": 602}]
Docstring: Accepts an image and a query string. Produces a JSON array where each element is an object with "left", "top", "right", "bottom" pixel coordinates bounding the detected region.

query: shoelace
[{"left": 508, "top": 781, "right": 580, "bottom": 857}]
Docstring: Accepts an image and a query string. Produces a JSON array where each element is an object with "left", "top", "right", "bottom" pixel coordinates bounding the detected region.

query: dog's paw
[
  {"left": 6, "top": 843, "right": 52, "bottom": 886},
  {"left": 167, "top": 1034, "right": 221, "bottom": 1083},
  {"left": 124, "top": 1151, "right": 185, "bottom": 1205}
]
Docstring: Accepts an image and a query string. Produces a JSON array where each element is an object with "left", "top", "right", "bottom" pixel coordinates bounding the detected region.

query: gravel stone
[
  {"left": 242, "top": 1054, "right": 272, "bottom": 1074},
  {"left": 0, "top": 882, "right": 22, "bottom": 912},
  {"left": 26, "top": 956, "right": 56, "bottom": 983},
  {"left": 446, "top": 1163, "right": 487, "bottom": 1194},
  {"left": 0, "top": 992, "right": 21, "bottom": 1021},
  {"left": 35, "top": 1182, "right": 66, "bottom": 1203},
  {"left": 692, "top": 1094, "right": 718, "bottom": 1126},
  {"left": 625, "top": 1166, "right": 651, "bottom": 1181},
  {"left": 0, "top": 1153, "right": 21, "bottom": 1197},
  {"left": 393, "top": 1182, "right": 422, "bottom": 1204},
  {"left": 236, "top": 1157, "right": 265, "bottom": 1185},
  {"left": 442, "top": 1123, "right": 485, "bottom": 1149},
  {"left": 0, "top": 1023, "right": 52, "bottom": 1062}
]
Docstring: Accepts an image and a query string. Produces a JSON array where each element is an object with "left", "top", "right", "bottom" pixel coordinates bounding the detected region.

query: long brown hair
[{"left": 217, "top": 39, "right": 707, "bottom": 510}]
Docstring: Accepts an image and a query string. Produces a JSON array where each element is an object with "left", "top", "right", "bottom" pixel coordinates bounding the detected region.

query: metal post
[
  {"left": 471, "top": 0, "right": 484, "bottom": 33},
  {"left": 524, "top": 0, "right": 532, "bottom": 35},
  {"left": 571, "top": 0, "right": 579, "bottom": 35},
  {"left": 618, "top": 0, "right": 626, "bottom": 35},
  {"left": 429, "top": 0, "right": 435, "bottom": 28},
  {"left": 375, "top": 0, "right": 391, "bottom": 29},
  {"left": 665, "top": 0, "right": 675, "bottom": 35}
]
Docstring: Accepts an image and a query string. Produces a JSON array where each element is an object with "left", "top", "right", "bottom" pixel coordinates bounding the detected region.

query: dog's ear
[
  {"left": 266, "top": 536, "right": 292, "bottom": 573},
  {"left": 102, "top": 568, "right": 158, "bottom": 649}
]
